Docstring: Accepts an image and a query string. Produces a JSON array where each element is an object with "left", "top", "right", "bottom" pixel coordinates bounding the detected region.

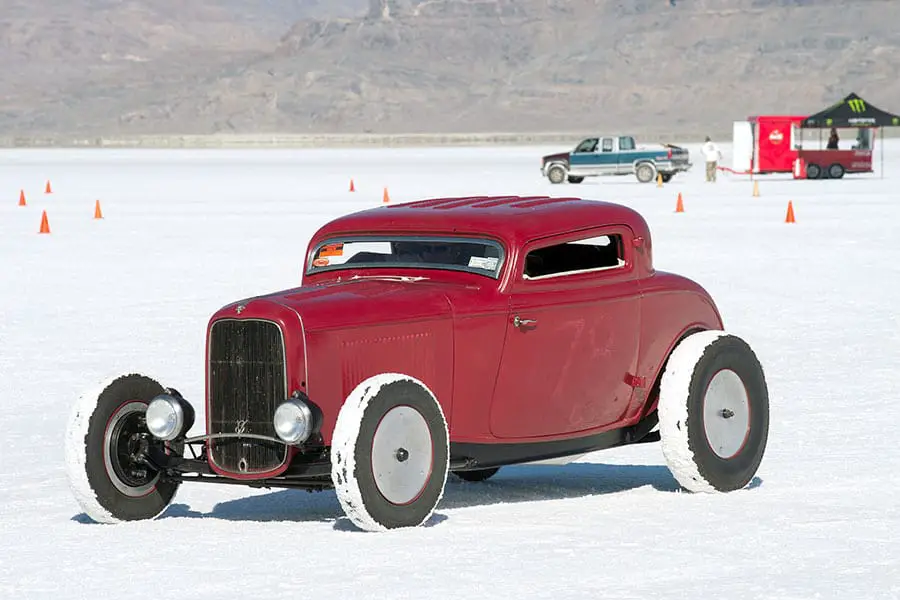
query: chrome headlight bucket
[
  {"left": 273, "top": 396, "right": 315, "bottom": 445},
  {"left": 146, "top": 392, "right": 195, "bottom": 441}
]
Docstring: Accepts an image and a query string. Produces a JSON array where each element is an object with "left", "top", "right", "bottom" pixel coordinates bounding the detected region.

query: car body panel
[{"left": 200, "top": 196, "right": 723, "bottom": 478}]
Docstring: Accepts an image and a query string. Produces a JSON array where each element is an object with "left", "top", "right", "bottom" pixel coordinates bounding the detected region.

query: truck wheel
[
  {"left": 547, "top": 164, "right": 567, "bottom": 184},
  {"left": 566, "top": 176, "right": 584, "bottom": 184},
  {"left": 635, "top": 162, "right": 657, "bottom": 183},
  {"left": 806, "top": 164, "right": 821, "bottom": 179},
  {"left": 828, "top": 163, "right": 844, "bottom": 179},
  {"left": 452, "top": 467, "right": 500, "bottom": 482},
  {"left": 661, "top": 173, "right": 673, "bottom": 183},
  {"left": 331, "top": 373, "right": 449, "bottom": 531},
  {"left": 64, "top": 373, "right": 182, "bottom": 523},
  {"left": 657, "top": 331, "right": 769, "bottom": 493}
]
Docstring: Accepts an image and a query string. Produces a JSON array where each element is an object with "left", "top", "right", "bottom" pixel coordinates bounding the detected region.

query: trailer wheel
[
  {"left": 828, "top": 163, "right": 844, "bottom": 179},
  {"left": 806, "top": 164, "right": 821, "bottom": 179}
]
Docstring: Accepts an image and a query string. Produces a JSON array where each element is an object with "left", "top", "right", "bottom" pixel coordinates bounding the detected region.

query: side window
[
  {"left": 601, "top": 138, "right": 614, "bottom": 152},
  {"left": 523, "top": 234, "right": 625, "bottom": 279},
  {"left": 574, "top": 138, "right": 598, "bottom": 153},
  {"left": 619, "top": 136, "right": 635, "bottom": 151}
]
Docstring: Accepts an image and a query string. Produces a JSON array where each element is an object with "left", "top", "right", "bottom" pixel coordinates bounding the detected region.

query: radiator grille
[{"left": 208, "top": 319, "right": 288, "bottom": 474}]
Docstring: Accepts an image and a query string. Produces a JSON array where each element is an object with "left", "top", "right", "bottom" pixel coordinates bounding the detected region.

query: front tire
[
  {"left": 657, "top": 331, "right": 769, "bottom": 493},
  {"left": 547, "top": 164, "right": 567, "bottom": 184},
  {"left": 64, "top": 373, "right": 182, "bottom": 523},
  {"left": 331, "top": 373, "right": 450, "bottom": 531}
]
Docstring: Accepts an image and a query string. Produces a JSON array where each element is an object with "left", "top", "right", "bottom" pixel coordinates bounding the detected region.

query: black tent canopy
[{"left": 801, "top": 92, "right": 900, "bottom": 128}]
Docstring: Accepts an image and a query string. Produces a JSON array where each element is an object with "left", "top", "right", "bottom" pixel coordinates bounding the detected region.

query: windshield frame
[{"left": 305, "top": 234, "right": 507, "bottom": 280}]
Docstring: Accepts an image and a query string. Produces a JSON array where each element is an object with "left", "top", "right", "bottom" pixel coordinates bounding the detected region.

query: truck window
[
  {"left": 574, "top": 138, "right": 598, "bottom": 153},
  {"left": 523, "top": 234, "right": 625, "bottom": 280},
  {"left": 618, "top": 136, "right": 635, "bottom": 151},
  {"left": 601, "top": 138, "right": 614, "bottom": 152}
]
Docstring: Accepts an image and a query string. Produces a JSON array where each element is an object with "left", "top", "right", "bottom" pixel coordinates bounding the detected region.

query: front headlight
[
  {"left": 146, "top": 393, "right": 194, "bottom": 441},
  {"left": 273, "top": 398, "right": 314, "bottom": 445}
]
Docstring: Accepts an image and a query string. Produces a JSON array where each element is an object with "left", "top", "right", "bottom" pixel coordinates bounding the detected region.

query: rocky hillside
[{"left": 1, "top": 0, "right": 898, "bottom": 139}]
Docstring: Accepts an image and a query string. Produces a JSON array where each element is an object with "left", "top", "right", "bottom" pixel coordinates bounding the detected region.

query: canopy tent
[
  {"left": 801, "top": 92, "right": 900, "bottom": 128},
  {"left": 797, "top": 93, "right": 900, "bottom": 179}
]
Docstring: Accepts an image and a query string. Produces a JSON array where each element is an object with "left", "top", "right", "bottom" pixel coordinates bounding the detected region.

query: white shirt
[{"left": 702, "top": 141, "right": 722, "bottom": 163}]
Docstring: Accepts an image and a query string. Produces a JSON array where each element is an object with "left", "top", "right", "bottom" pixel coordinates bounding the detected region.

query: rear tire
[
  {"left": 657, "top": 331, "right": 769, "bottom": 493},
  {"left": 828, "top": 163, "right": 845, "bottom": 179},
  {"left": 331, "top": 373, "right": 449, "bottom": 531},
  {"left": 64, "top": 373, "right": 182, "bottom": 523},
  {"left": 566, "top": 176, "right": 584, "bottom": 184},
  {"left": 635, "top": 162, "right": 657, "bottom": 183}
]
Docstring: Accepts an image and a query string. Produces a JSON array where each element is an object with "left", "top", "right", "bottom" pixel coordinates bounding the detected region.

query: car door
[
  {"left": 489, "top": 227, "right": 641, "bottom": 439},
  {"left": 597, "top": 137, "right": 618, "bottom": 173},
  {"left": 568, "top": 138, "right": 600, "bottom": 175}
]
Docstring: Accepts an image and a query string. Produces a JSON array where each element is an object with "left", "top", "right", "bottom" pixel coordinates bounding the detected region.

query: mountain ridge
[{"left": 1, "top": 0, "right": 897, "bottom": 138}]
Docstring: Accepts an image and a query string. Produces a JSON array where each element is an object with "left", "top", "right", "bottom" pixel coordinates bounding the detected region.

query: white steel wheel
[
  {"left": 702, "top": 369, "right": 751, "bottom": 459},
  {"left": 657, "top": 331, "right": 769, "bottom": 493},
  {"left": 331, "top": 373, "right": 449, "bottom": 531}
]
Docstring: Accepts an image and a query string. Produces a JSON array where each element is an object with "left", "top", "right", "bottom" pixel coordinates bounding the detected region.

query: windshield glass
[{"left": 307, "top": 235, "right": 505, "bottom": 279}]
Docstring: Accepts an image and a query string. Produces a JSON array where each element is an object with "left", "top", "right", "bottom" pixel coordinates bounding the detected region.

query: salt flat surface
[{"left": 1, "top": 141, "right": 898, "bottom": 599}]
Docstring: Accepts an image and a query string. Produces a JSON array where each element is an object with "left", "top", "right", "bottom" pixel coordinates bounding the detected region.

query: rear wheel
[
  {"left": 657, "top": 331, "right": 769, "bottom": 493},
  {"left": 828, "top": 163, "right": 845, "bottom": 179},
  {"left": 635, "top": 162, "right": 657, "bottom": 183},
  {"left": 65, "top": 373, "right": 182, "bottom": 523}
]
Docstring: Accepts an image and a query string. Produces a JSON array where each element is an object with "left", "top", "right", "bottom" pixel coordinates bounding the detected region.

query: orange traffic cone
[
  {"left": 18, "top": 190, "right": 26, "bottom": 206},
  {"left": 38, "top": 210, "right": 50, "bottom": 234},
  {"left": 657, "top": 173, "right": 663, "bottom": 187},
  {"left": 45, "top": 180, "right": 53, "bottom": 194},
  {"left": 383, "top": 187, "right": 391, "bottom": 204},
  {"left": 675, "top": 192, "right": 684, "bottom": 213},
  {"left": 785, "top": 201, "right": 796, "bottom": 223},
  {"left": 94, "top": 199, "right": 104, "bottom": 219},
  {"left": 349, "top": 179, "right": 355, "bottom": 192}
]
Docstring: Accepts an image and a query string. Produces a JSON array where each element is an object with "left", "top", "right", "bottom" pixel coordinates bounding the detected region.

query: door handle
[{"left": 513, "top": 315, "right": 537, "bottom": 328}]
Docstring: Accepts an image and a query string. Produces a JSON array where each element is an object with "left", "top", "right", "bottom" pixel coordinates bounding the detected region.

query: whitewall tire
[
  {"left": 331, "top": 373, "right": 449, "bottom": 532},
  {"left": 658, "top": 331, "right": 769, "bottom": 493}
]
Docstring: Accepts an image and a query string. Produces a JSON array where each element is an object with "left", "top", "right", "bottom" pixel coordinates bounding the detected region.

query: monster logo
[{"left": 848, "top": 98, "right": 866, "bottom": 113}]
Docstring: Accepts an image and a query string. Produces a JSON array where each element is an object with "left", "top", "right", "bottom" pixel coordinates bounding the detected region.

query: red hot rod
[{"left": 66, "top": 195, "right": 769, "bottom": 531}]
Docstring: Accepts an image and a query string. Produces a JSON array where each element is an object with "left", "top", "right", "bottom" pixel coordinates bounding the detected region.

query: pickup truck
[{"left": 541, "top": 135, "right": 692, "bottom": 184}]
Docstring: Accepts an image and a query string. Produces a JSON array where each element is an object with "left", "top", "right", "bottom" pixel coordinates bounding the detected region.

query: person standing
[{"left": 702, "top": 136, "right": 722, "bottom": 182}]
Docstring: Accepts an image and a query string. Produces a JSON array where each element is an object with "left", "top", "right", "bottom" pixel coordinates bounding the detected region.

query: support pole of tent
[{"left": 880, "top": 128, "right": 884, "bottom": 179}]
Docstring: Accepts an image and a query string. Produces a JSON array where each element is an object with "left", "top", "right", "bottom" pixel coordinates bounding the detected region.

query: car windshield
[{"left": 306, "top": 236, "right": 505, "bottom": 279}]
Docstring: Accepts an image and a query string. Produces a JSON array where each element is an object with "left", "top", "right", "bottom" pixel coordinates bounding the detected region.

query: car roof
[{"left": 313, "top": 195, "right": 650, "bottom": 246}]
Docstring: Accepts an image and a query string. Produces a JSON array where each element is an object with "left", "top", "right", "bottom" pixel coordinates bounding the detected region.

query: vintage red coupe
[{"left": 65, "top": 195, "right": 769, "bottom": 531}]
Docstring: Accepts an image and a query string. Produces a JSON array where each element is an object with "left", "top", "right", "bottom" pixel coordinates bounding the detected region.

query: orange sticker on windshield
[
  {"left": 313, "top": 257, "right": 330, "bottom": 267},
  {"left": 319, "top": 243, "right": 344, "bottom": 257}
]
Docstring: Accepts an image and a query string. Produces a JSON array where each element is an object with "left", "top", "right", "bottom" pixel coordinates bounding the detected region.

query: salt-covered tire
[
  {"left": 658, "top": 331, "right": 769, "bottom": 493},
  {"left": 452, "top": 467, "right": 500, "bottom": 482},
  {"left": 331, "top": 373, "right": 449, "bottom": 531},
  {"left": 64, "top": 373, "right": 181, "bottom": 523}
]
